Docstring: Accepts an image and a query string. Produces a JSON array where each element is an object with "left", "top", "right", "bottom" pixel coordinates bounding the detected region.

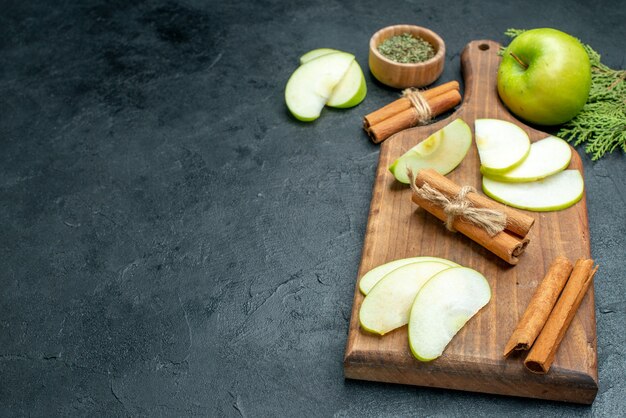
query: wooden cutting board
[{"left": 343, "top": 40, "right": 598, "bottom": 404}]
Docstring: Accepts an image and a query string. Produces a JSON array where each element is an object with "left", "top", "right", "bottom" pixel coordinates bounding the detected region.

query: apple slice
[
  {"left": 481, "top": 136, "right": 571, "bottom": 182},
  {"left": 299, "top": 48, "right": 338, "bottom": 64},
  {"left": 326, "top": 60, "right": 367, "bottom": 108},
  {"left": 285, "top": 52, "right": 355, "bottom": 121},
  {"left": 389, "top": 118, "right": 472, "bottom": 184},
  {"left": 359, "top": 262, "right": 455, "bottom": 335},
  {"left": 482, "top": 169, "right": 584, "bottom": 211},
  {"left": 475, "top": 119, "right": 530, "bottom": 174},
  {"left": 299, "top": 49, "right": 366, "bottom": 109},
  {"left": 359, "top": 257, "right": 459, "bottom": 295},
  {"left": 408, "top": 267, "right": 491, "bottom": 361}
]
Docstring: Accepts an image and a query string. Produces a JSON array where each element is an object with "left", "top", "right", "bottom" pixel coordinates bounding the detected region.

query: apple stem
[{"left": 509, "top": 52, "right": 528, "bottom": 70}]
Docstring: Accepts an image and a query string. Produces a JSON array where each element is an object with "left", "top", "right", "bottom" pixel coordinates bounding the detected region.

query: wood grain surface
[{"left": 343, "top": 40, "right": 598, "bottom": 404}]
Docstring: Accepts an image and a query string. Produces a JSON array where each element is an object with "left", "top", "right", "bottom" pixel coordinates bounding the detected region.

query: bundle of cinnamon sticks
[
  {"left": 364, "top": 81, "right": 462, "bottom": 143},
  {"left": 410, "top": 169, "right": 534, "bottom": 265},
  {"left": 504, "top": 256, "right": 599, "bottom": 374}
]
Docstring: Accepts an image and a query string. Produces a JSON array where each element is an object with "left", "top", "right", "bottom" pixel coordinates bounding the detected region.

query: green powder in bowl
[{"left": 377, "top": 33, "right": 435, "bottom": 64}]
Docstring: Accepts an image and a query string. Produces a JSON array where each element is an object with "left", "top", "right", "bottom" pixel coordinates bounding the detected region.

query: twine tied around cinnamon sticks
[
  {"left": 401, "top": 88, "right": 433, "bottom": 124},
  {"left": 364, "top": 81, "right": 462, "bottom": 143},
  {"left": 408, "top": 169, "right": 534, "bottom": 265},
  {"left": 409, "top": 172, "right": 507, "bottom": 237}
]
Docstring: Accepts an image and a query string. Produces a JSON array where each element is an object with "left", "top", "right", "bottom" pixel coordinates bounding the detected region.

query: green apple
[
  {"left": 285, "top": 51, "right": 355, "bottom": 121},
  {"left": 482, "top": 136, "right": 571, "bottom": 182},
  {"left": 482, "top": 169, "right": 584, "bottom": 211},
  {"left": 299, "top": 48, "right": 339, "bottom": 64},
  {"left": 475, "top": 119, "right": 530, "bottom": 174},
  {"left": 408, "top": 267, "right": 491, "bottom": 362},
  {"left": 299, "top": 49, "right": 366, "bottom": 109},
  {"left": 389, "top": 118, "right": 472, "bottom": 184},
  {"left": 359, "top": 262, "right": 454, "bottom": 335},
  {"left": 359, "top": 257, "right": 459, "bottom": 295},
  {"left": 497, "top": 28, "right": 591, "bottom": 126}
]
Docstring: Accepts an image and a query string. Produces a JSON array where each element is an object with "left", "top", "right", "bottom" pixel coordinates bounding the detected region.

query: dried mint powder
[{"left": 378, "top": 33, "right": 435, "bottom": 64}]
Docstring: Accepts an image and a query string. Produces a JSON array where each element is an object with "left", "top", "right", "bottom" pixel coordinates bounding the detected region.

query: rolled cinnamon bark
[
  {"left": 363, "top": 81, "right": 460, "bottom": 128},
  {"left": 422, "top": 80, "right": 460, "bottom": 101},
  {"left": 427, "top": 89, "right": 463, "bottom": 117},
  {"left": 368, "top": 108, "right": 418, "bottom": 144},
  {"left": 411, "top": 192, "right": 529, "bottom": 265},
  {"left": 368, "top": 89, "right": 462, "bottom": 143},
  {"left": 524, "top": 259, "right": 598, "bottom": 374},
  {"left": 415, "top": 169, "right": 535, "bottom": 238},
  {"left": 363, "top": 99, "right": 411, "bottom": 130},
  {"left": 503, "top": 256, "right": 573, "bottom": 357}
]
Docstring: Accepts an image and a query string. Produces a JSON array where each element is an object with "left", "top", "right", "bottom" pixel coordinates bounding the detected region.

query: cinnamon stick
[
  {"left": 524, "top": 259, "right": 598, "bottom": 374},
  {"left": 368, "top": 89, "right": 462, "bottom": 143},
  {"left": 363, "top": 81, "right": 460, "bottom": 128},
  {"left": 411, "top": 191, "right": 529, "bottom": 265},
  {"left": 503, "top": 256, "right": 573, "bottom": 357},
  {"left": 415, "top": 169, "right": 535, "bottom": 238},
  {"left": 363, "top": 99, "right": 411, "bottom": 130},
  {"left": 422, "top": 80, "right": 461, "bottom": 101},
  {"left": 427, "top": 89, "right": 463, "bottom": 116},
  {"left": 368, "top": 108, "right": 417, "bottom": 144}
]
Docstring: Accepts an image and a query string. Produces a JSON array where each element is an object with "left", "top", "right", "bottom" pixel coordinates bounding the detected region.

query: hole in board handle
[{"left": 478, "top": 43, "right": 490, "bottom": 51}]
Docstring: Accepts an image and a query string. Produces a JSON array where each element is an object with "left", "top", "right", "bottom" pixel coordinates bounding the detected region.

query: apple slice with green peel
[
  {"left": 475, "top": 119, "right": 530, "bottom": 174},
  {"left": 299, "top": 48, "right": 338, "bottom": 65},
  {"left": 300, "top": 50, "right": 366, "bottom": 109},
  {"left": 408, "top": 267, "right": 491, "bottom": 361},
  {"left": 359, "top": 262, "right": 455, "bottom": 335},
  {"left": 326, "top": 60, "right": 367, "bottom": 108},
  {"left": 285, "top": 52, "right": 355, "bottom": 121},
  {"left": 481, "top": 136, "right": 571, "bottom": 182},
  {"left": 482, "top": 169, "right": 584, "bottom": 212},
  {"left": 389, "top": 118, "right": 472, "bottom": 184},
  {"left": 359, "top": 257, "right": 459, "bottom": 295}
]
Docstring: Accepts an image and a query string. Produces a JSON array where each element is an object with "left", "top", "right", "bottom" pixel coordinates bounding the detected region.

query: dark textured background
[{"left": 1, "top": 0, "right": 624, "bottom": 416}]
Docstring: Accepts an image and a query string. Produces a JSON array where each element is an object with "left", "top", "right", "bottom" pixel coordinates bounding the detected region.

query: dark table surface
[{"left": 2, "top": 0, "right": 625, "bottom": 416}]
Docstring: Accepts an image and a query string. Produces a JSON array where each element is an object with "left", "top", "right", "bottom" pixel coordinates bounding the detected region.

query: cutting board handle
[{"left": 460, "top": 40, "right": 508, "bottom": 120}]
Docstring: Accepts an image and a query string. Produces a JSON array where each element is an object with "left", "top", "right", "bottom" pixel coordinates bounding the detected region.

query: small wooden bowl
[{"left": 369, "top": 25, "right": 445, "bottom": 89}]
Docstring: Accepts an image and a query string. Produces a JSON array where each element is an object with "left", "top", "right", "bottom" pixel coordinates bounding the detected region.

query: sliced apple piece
[
  {"left": 326, "top": 60, "right": 367, "bottom": 108},
  {"left": 482, "top": 169, "right": 584, "bottom": 211},
  {"left": 359, "top": 257, "right": 459, "bottom": 295},
  {"left": 408, "top": 267, "right": 491, "bottom": 361},
  {"left": 475, "top": 119, "right": 530, "bottom": 174},
  {"left": 359, "top": 262, "right": 454, "bottom": 335},
  {"left": 482, "top": 136, "right": 572, "bottom": 182},
  {"left": 299, "top": 48, "right": 338, "bottom": 64},
  {"left": 300, "top": 49, "right": 366, "bottom": 109},
  {"left": 389, "top": 118, "right": 472, "bottom": 184},
  {"left": 285, "top": 52, "right": 355, "bottom": 121}
]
